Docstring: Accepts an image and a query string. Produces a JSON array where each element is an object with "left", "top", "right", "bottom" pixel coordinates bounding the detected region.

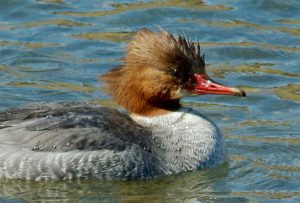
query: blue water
[{"left": 0, "top": 0, "right": 300, "bottom": 202}]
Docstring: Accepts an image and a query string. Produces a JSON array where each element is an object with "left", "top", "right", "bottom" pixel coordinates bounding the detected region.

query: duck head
[{"left": 101, "top": 29, "right": 246, "bottom": 116}]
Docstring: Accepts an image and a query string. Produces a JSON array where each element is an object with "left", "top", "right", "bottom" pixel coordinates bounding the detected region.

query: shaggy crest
[{"left": 125, "top": 28, "right": 205, "bottom": 74}]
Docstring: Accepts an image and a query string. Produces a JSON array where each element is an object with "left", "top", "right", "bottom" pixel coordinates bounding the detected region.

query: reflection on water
[
  {"left": 0, "top": 165, "right": 232, "bottom": 202},
  {"left": 53, "top": 0, "right": 231, "bottom": 17},
  {"left": 193, "top": 19, "right": 300, "bottom": 37},
  {"left": 0, "top": 0, "right": 299, "bottom": 202},
  {"left": 72, "top": 31, "right": 133, "bottom": 42}
]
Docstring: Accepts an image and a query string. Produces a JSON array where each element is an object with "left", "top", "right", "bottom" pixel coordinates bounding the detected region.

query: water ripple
[{"left": 0, "top": 0, "right": 299, "bottom": 202}]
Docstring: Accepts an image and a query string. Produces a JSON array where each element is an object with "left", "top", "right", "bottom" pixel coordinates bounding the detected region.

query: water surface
[{"left": 0, "top": 0, "right": 299, "bottom": 202}]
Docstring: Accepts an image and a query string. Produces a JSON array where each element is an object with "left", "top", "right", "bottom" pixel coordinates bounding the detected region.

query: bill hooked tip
[{"left": 235, "top": 89, "right": 246, "bottom": 97}]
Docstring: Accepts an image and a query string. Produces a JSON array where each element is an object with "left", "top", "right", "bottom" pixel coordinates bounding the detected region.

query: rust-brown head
[{"left": 101, "top": 28, "right": 246, "bottom": 116}]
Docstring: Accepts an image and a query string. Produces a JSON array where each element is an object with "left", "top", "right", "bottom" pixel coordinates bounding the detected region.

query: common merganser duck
[{"left": 0, "top": 29, "right": 245, "bottom": 180}]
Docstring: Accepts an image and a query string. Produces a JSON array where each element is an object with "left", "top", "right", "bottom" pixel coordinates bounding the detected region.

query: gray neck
[{"left": 131, "top": 107, "right": 225, "bottom": 174}]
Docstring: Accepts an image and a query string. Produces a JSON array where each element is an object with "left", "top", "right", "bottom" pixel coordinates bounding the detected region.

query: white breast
[{"left": 131, "top": 107, "right": 225, "bottom": 173}]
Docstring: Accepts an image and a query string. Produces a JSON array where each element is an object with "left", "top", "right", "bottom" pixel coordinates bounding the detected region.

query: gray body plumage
[{"left": 0, "top": 102, "right": 225, "bottom": 180}]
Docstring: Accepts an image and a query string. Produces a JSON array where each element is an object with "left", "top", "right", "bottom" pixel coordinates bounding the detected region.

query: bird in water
[{"left": 0, "top": 29, "right": 245, "bottom": 180}]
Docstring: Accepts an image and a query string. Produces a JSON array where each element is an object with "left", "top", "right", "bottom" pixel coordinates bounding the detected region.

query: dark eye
[
  {"left": 170, "top": 68, "right": 178, "bottom": 78},
  {"left": 170, "top": 67, "right": 192, "bottom": 83}
]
